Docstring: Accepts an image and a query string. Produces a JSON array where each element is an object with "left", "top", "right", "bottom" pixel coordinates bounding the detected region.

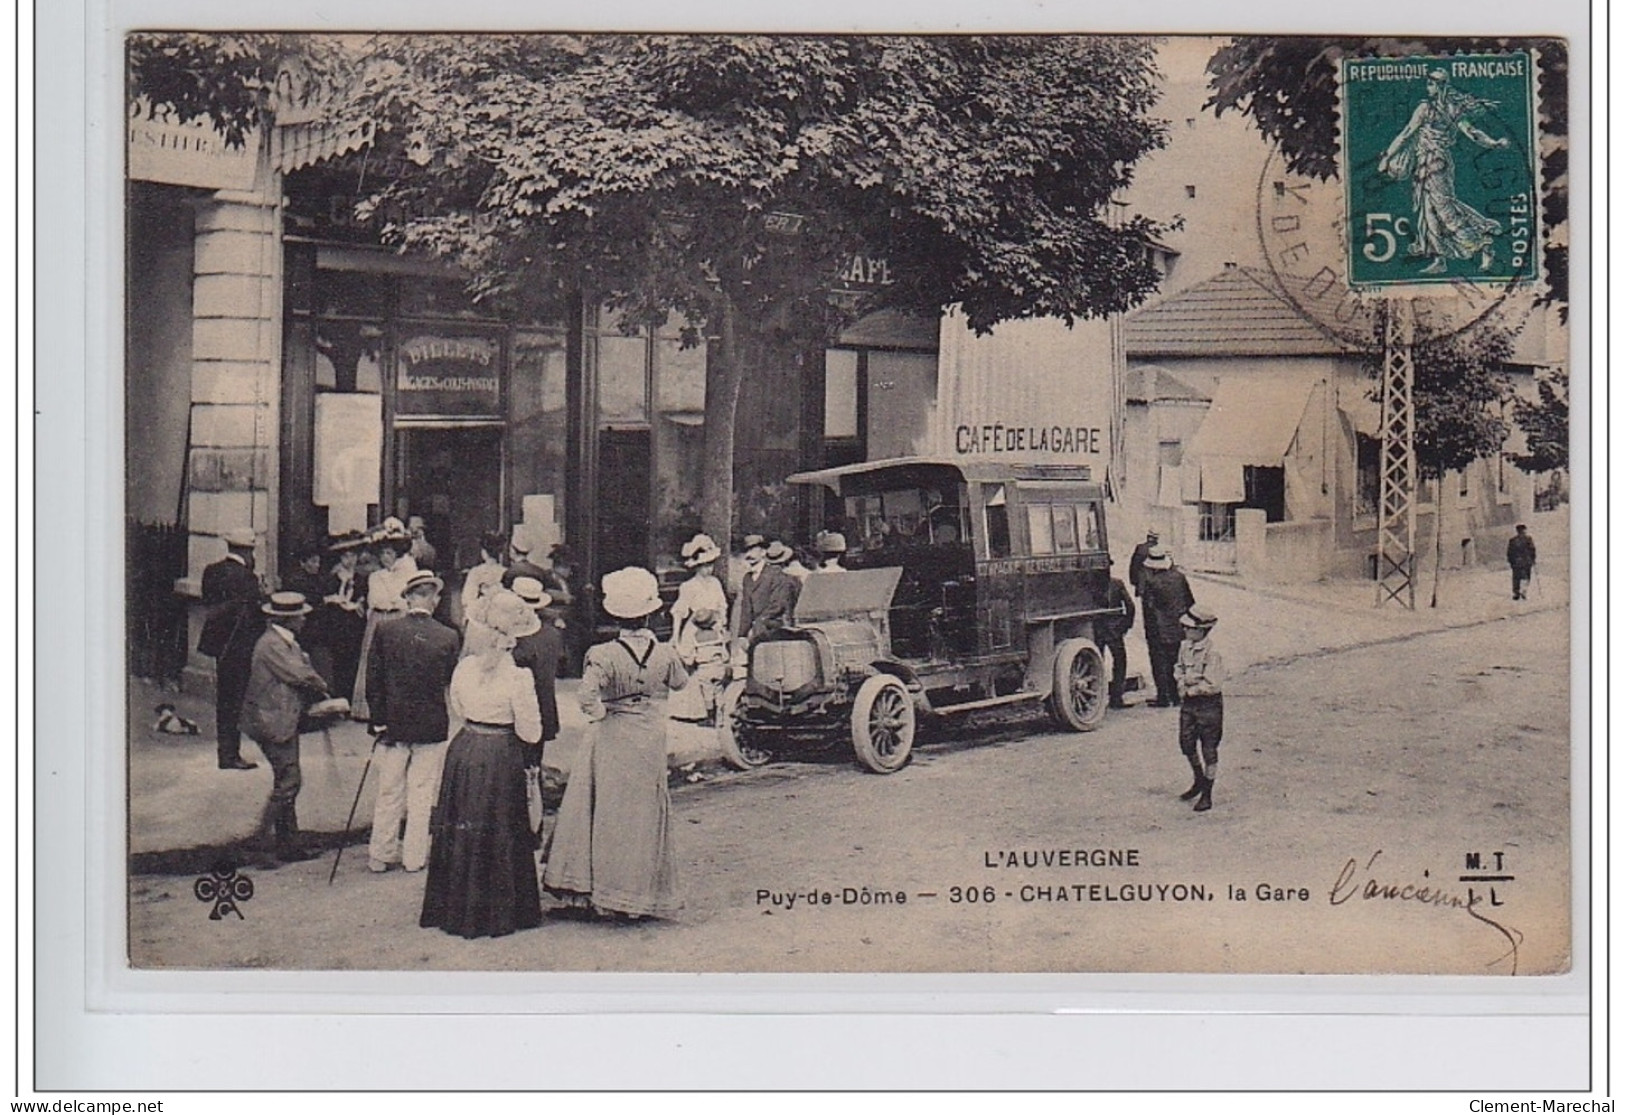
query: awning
[
  {"left": 1338, "top": 387, "right": 1382, "bottom": 438},
  {"left": 1186, "top": 377, "right": 1314, "bottom": 467}
]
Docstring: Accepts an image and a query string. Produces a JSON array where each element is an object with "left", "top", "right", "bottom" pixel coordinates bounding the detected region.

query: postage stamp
[{"left": 1341, "top": 52, "right": 1540, "bottom": 291}]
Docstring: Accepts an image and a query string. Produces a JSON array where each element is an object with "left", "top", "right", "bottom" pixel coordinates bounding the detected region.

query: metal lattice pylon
[{"left": 1376, "top": 299, "right": 1417, "bottom": 608}]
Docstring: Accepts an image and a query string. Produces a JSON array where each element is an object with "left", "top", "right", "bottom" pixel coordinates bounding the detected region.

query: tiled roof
[{"left": 1125, "top": 266, "right": 1368, "bottom": 358}]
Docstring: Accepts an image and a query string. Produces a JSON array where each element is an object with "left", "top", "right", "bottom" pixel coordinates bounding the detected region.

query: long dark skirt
[{"left": 420, "top": 724, "right": 542, "bottom": 939}]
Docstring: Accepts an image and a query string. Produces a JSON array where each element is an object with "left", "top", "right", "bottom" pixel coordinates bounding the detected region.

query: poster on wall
[{"left": 312, "top": 391, "right": 382, "bottom": 530}]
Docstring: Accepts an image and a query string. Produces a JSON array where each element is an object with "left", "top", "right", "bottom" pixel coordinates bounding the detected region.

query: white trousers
[{"left": 368, "top": 739, "right": 448, "bottom": 871}]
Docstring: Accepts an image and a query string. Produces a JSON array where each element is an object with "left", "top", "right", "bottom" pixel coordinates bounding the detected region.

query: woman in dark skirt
[{"left": 420, "top": 592, "right": 545, "bottom": 939}]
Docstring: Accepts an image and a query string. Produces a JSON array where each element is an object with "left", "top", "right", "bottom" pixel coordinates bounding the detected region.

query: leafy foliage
[
  {"left": 1364, "top": 315, "right": 1515, "bottom": 480},
  {"left": 1206, "top": 36, "right": 1569, "bottom": 314},
  {"left": 351, "top": 34, "right": 1170, "bottom": 334},
  {"left": 1508, "top": 367, "right": 1569, "bottom": 473}
]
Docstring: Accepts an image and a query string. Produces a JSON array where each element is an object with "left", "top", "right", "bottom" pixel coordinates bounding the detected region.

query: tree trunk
[{"left": 700, "top": 294, "right": 747, "bottom": 548}]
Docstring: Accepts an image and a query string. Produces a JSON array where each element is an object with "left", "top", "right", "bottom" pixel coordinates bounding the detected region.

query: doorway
[
  {"left": 394, "top": 425, "right": 504, "bottom": 572},
  {"left": 596, "top": 428, "right": 651, "bottom": 574}
]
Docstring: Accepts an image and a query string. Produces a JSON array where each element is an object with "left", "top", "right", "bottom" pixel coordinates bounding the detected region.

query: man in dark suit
[
  {"left": 1506, "top": 524, "right": 1537, "bottom": 600},
  {"left": 1140, "top": 546, "right": 1196, "bottom": 707},
  {"left": 730, "top": 535, "right": 768, "bottom": 641},
  {"left": 198, "top": 528, "right": 265, "bottom": 770},
  {"left": 240, "top": 592, "right": 330, "bottom": 861},
  {"left": 1128, "top": 529, "right": 1159, "bottom": 597},
  {"left": 365, "top": 570, "right": 461, "bottom": 873},
  {"left": 740, "top": 540, "right": 803, "bottom": 643},
  {"left": 1100, "top": 561, "right": 1137, "bottom": 709},
  {"left": 511, "top": 577, "right": 564, "bottom": 745}
]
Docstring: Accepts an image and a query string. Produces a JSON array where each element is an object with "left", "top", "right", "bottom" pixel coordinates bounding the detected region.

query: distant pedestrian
[
  {"left": 365, "top": 571, "right": 460, "bottom": 874},
  {"left": 668, "top": 534, "right": 731, "bottom": 723},
  {"left": 1128, "top": 529, "right": 1160, "bottom": 597},
  {"left": 814, "top": 531, "right": 849, "bottom": 573},
  {"left": 501, "top": 528, "right": 550, "bottom": 590},
  {"left": 1140, "top": 545, "right": 1195, "bottom": 707},
  {"left": 1100, "top": 560, "right": 1136, "bottom": 710},
  {"left": 197, "top": 528, "right": 265, "bottom": 771},
  {"left": 460, "top": 531, "right": 508, "bottom": 629},
  {"left": 239, "top": 592, "right": 330, "bottom": 861},
  {"left": 283, "top": 542, "right": 331, "bottom": 684},
  {"left": 319, "top": 535, "right": 368, "bottom": 699},
  {"left": 543, "top": 567, "right": 690, "bottom": 921},
  {"left": 1173, "top": 606, "right": 1226, "bottom": 813},
  {"left": 729, "top": 534, "right": 768, "bottom": 638},
  {"left": 407, "top": 515, "right": 438, "bottom": 571},
  {"left": 420, "top": 593, "right": 545, "bottom": 939},
  {"left": 510, "top": 577, "right": 565, "bottom": 745},
  {"left": 1507, "top": 524, "right": 1537, "bottom": 600},
  {"left": 351, "top": 520, "right": 417, "bottom": 720}
]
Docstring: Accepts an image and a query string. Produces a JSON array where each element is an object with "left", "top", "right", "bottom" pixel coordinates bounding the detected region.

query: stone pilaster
[{"left": 176, "top": 186, "right": 282, "bottom": 597}]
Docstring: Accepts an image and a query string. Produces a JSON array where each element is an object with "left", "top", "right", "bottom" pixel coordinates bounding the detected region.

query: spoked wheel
[
  {"left": 1049, "top": 638, "right": 1108, "bottom": 731},
  {"left": 851, "top": 674, "right": 916, "bottom": 773},
  {"left": 716, "top": 679, "right": 772, "bottom": 770}
]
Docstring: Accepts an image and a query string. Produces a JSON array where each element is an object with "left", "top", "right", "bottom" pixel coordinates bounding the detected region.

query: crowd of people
[{"left": 193, "top": 519, "right": 842, "bottom": 937}]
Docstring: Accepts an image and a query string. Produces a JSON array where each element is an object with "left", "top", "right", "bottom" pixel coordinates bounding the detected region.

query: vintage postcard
[{"left": 121, "top": 30, "right": 1575, "bottom": 976}]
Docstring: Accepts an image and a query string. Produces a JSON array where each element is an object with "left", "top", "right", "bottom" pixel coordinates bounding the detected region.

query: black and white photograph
[{"left": 117, "top": 28, "right": 1577, "bottom": 980}]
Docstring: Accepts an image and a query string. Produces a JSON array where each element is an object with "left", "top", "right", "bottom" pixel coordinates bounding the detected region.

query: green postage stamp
[{"left": 1341, "top": 52, "right": 1539, "bottom": 290}]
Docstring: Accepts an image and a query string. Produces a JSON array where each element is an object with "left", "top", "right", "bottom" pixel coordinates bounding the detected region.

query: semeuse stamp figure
[{"left": 1378, "top": 68, "right": 1512, "bottom": 275}]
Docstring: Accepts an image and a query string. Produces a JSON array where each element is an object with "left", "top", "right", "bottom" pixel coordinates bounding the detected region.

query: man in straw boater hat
[
  {"left": 1173, "top": 605, "right": 1226, "bottom": 813},
  {"left": 364, "top": 570, "right": 460, "bottom": 873},
  {"left": 1138, "top": 543, "right": 1194, "bottom": 708},
  {"left": 510, "top": 576, "right": 565, "bottom": 746},
  {"left": 736, "top": 539, "right": 802, "bottom": 644},
  {"left": 1128, "top": 528, "right": 1160, "bottom": 598},
  {"left": 198, "top": 528, "right": 267, "bottom": 770},
  {"left": 239, "top": 592, "right": 331, "bottom": 862}
]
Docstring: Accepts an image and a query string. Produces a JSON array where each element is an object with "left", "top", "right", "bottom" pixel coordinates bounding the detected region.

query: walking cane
[{"left": 329, "top": 737, "right": 379, "bottom": 885}]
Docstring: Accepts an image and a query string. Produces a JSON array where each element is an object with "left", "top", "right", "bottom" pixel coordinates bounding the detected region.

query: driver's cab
[{"left": 819, "top": 462, "right": 979, "bottom": 661}]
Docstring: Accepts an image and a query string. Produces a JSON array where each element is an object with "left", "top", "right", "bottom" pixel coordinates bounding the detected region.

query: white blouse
[{"left": 448, "top": 655, "right": 543, "bottom": 744}]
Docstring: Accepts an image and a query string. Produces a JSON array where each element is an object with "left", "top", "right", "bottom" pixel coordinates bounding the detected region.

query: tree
[
  {"left": 1206, "top": 36, "right": 1569, "bottom": 317},
  {"left": 1366, "top": 315, "right": 1516, "bottom": 605},
  {"left": 1508, "top": 367, "right": 1569, "bottom": 474},
  {"left": 126, "top": 32, "right": 359, "bottom": 147},
  {"left": 344, "top": 34, "right": 1170, "bottom": 545}
]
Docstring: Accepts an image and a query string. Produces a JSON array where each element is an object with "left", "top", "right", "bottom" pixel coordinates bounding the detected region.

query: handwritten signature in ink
[{"left": 1330, "top": 850, "right": 1523, "bottom": 974}]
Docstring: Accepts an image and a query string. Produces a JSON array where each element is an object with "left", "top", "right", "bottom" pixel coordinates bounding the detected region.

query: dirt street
[{"left": 129, "top": 607, "right": 1570, "bottom": 974}]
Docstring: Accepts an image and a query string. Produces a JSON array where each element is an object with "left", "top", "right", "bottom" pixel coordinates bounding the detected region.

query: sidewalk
[{"left": 128, "top": 561, "right": 1568, "bottom": 864}]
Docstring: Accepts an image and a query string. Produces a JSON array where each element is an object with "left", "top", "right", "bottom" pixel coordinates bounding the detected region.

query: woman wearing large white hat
[
  {"left": 420, "top": 591, "right": 544, "bottom": 939},
  {"left": 543, "top": 566, "right": 690, "bottom": 920}
]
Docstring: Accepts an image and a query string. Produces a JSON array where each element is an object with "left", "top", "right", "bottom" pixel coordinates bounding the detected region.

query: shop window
[
  {"left": 1199, "top": 502, "right": 1236, "bottom": 542},
  {"left": 1027, "top": 504, "right": 1055, "bottom": 555},
  {"left": 824, "top": 349, "right": 859, "bottom": 439},
  {"left": 598, "top": 332, "right": 651, "bottom": 426},
  {"left": 314, "top": 268, "right": 393, "bottom": 319},
  {"left": 983, "top": 484, "right": 1011, "bottom": 558},
  {"left": 314, "top": 320, "right": 384, "bottom": 393}
]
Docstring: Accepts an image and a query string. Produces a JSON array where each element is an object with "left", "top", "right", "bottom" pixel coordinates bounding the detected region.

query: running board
[{"left": 929, "top": 691, "right": 1045, "bottom": 715}]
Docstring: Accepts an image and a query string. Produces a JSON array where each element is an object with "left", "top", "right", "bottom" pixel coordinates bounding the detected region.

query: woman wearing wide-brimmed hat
[
  {"left": 543, "top": 566, "right": 690, "bottom": 920},
  {"left": 419, "top": 592, "right": 545, "bottom": 939}
]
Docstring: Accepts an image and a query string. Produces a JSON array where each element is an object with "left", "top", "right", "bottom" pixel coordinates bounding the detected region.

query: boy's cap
[{"left": 1180, "top": 605, "right": 1218, "bottom": 628}]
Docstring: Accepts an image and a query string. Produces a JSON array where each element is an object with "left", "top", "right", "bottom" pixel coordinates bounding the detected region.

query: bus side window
[
  {"left": 984, "top": 483, "right": 1012, "bottom": 558},
  {"left": 1078, "top": 503, "right": 1103, "bottom": 550}
]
